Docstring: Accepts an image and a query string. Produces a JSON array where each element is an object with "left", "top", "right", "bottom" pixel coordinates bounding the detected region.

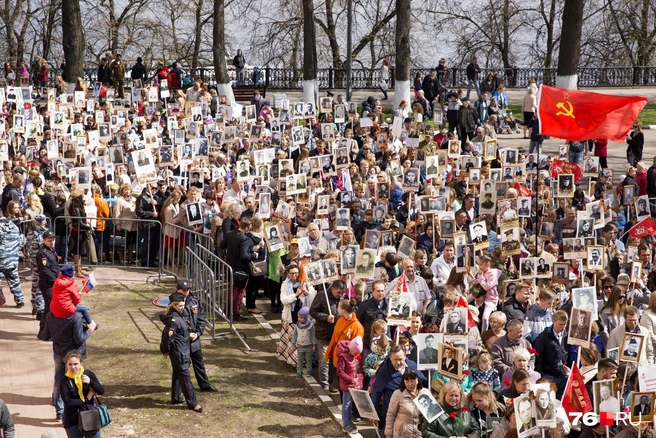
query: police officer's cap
[
  {"left": 43, "top": 230, "right": 56, "bottom": 239},
  {"left": 169, "top": 292, "right": 186, "bottom": 303},
  {"left": 176, "top": 280, "right": 191, "bottom": 290}
]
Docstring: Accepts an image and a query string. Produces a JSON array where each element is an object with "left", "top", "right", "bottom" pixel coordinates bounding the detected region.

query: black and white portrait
[
  {"left": 185, "top": 202, "right": 203, "bottom": 226},
  {"left": 622, "top": 333, "right": 645, "bottom": 364},
  {"left": 363, "top": 229, "right": 381, "bottom": 249},
  {"left": 265, "top": 224, "right": 284, "bottom": 251},
  {"left": 336, "top": 208, "right": 350, "bottom": 230},
  {"left": 568, "top": 308, "right": 592, "bottom": 348},
  {"left": 586, "top": 245, "right": 604, "bottom": 271},
  {"left": 437, "top": 343, "right": 462, "bottom": 380},
  {"left": 341, "top": 245, "right": 358, "bottom": 274},
  {"left": 355, "top": 248, "right": 376, "bottom": 276},
  {"left": 413, "top": 390, "right": 443, "bottom": 423},
  {"left": 388, "top": 292, "right": 413, "bottom": 325},
  {"left": 558, "top": 174, "right": 574, "bottom": 197},
  {"left": 402, "top": 168, "right": 420, "bottom": 189},
  {"left": 635, "top": 195, "right": 651, "bottom": 219},
  {"left": 515, "top": 395, "right": 537, "bottom": 438},
  {"left": 416, "top": 333, "right": 439, "bottom": 370}
]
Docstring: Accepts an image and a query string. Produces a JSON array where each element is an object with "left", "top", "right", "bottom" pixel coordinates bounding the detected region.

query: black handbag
[
  {"left": 78, "top": 408, "right": 101, "bottom": 435},
  {"left": 234, "top": 271, "right": 249, "bottom": 289}
]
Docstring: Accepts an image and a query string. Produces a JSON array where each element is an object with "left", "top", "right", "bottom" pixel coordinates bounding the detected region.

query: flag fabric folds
[
  {"left": 537, "top": 85, "right": 647, "bottom": 142},
  {"left": 83, "top": 273, "right": 98, "bottom": 293},
  {"left": 628, "top": 216, "right": 656, "bottom": 239},
  {"left": 561, "top": 362, "right": 593, "bottom": 415}
]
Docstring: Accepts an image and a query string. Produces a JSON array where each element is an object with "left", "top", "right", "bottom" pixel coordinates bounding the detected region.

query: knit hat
[
  {"left": 60, "top": 265, "right": 75, "bottom": 278},
  {"left": 297, "top": 306, "right": 310, "bottom": 320},
  {"left": 34, "top": 214, "right": 47, "bottom": 223},
  {"left": 349, "top": 336, "right": 363, "bottom": 355}
]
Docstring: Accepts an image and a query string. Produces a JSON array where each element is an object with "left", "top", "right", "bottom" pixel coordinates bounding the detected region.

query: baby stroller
[{"left": 498, "top": 108, "right": 520, "bottom": 134}]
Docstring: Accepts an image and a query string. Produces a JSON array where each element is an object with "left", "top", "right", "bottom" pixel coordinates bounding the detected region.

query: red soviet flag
[
  {"left": 561, "top": 362, "right": 593, "bottom": 415},
  {"left": 628, "top": 216, "right": 656, "bottom": 239},
  {"left": 537, "top": 85, "right": 647, "bottom": 142}
]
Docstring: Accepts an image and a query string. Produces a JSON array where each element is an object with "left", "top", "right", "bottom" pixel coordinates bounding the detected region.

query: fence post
[
  {"left": 328, "top": 66, "right": 334, "bottom": 89},
  {"left": 265, "top": 67, "right": 270, "bottom": 88},
  {"left": 452, "top": 68, "right": 457, "bottom": 87},
  {"left": 390, "top": 67, "right": 395, "bottom": 88},
  {"left": 512, "top": 66, "right": 518, "bottom": 88}
]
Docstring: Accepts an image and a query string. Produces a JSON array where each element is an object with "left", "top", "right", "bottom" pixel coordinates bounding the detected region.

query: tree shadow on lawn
[{"left": 256, "top": 419, "right": 344, "bottom": 438}]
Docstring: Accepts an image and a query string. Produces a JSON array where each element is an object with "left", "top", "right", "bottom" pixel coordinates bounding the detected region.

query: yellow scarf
[{"left": 66, "top": 366, "right": 86, "bottom": 401}]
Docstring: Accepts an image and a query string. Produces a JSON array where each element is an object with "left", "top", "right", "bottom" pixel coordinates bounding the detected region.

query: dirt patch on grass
[{"left": 83, "top": 284, "right": 344, "bottom": 438}]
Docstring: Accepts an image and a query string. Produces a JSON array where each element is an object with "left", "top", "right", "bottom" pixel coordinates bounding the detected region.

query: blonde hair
[
  {"left": 370, "top": 319, "right": 388, "bottom": 341},
  {"left": 223, "top": 202, "right": 241, "bottom": 220},
  {"left": 438, "top": 380, "right": 464, "bottom": 405}
]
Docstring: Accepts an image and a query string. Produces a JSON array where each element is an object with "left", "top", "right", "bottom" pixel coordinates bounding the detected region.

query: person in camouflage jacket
[
  {"left": 25, "top": 214, "right": 49, "bottom": 315},
  {"left": 0, "top": 216, "right": 24, "bottom": 307}
]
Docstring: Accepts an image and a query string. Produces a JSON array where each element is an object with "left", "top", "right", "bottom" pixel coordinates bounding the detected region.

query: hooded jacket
[
  {"left": 336, "top": 340, "right": 364, "bottom": 391},
  {"left": 325, "top": 313, "right": 364, "bottom": 367},
  {"left": 50, "top": 275, "right": 81, "bottom": 319}
]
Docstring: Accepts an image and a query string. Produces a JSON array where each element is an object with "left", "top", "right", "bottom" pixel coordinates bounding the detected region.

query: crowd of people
[{"left": 0, "top": 49, "right": 654, "bottom": 438}]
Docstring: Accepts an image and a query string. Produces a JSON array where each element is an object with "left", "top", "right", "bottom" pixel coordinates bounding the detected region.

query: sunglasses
[
  {"left": 603, "top": 285, "right": 613, "bottom": 289},
  {"left": 620, "top": 295, "right": 627, "bottom": 299}
]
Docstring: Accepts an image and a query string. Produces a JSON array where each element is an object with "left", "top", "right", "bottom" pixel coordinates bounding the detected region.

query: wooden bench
[{"left": 232, "top": 86, "right": 267, "bottom": 103}]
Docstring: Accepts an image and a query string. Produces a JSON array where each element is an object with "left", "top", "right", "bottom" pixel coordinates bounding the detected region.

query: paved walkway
[{"left": 0, "top": 268, "right": 157, "bottom": 438}]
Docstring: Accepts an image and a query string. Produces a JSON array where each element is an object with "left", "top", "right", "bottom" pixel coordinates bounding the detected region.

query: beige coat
[
  {"left": 385, "top": 389, "right": 422, "bottom": 438},
  {"left": 607, "top": 324, "right": 654, "bottom": 366},
  {"left": 162, "top": 204, "right": 181, "bottom": 239},
  {"left": 113, "top": 196, "right": 137, "bottom": 232}
]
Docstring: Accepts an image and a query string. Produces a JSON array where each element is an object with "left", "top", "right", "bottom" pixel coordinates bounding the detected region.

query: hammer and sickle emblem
[{"left": 556, "top": 101, "right": 575, "bottom": 118}]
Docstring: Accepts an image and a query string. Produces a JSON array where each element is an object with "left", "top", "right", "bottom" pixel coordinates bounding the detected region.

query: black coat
[
  {"left": 36, "top": 244, "right": 59, "bottom": 289},
  {"left": 135, "top": 189, "right": 157, "bottom": 220},
  {"left": 41, "top": 312, "right": 91, "bottom": 358},
  {"left": 220, "top": 229, "right": 256, "bottom": 273},
  {"left": 534, "top": 326, "right": 569, "bottom": 377},
  {"left": 160, "top": 309, "right": 192, "bottom": 371},
  {"left": 183, "top": 292, "right": 207, "bottom": 353},
  {"left": 60, "top": 370, "right": 105, "bottom": 429},
  {"left": 0, "top": 183, "right": 21, "bottom": 215},
  {"left": 131, "top": 61, "right": 147, "bottom": 80},
  {"left": 356, "top": 297, "right": 388, "bottom": 348},
  {"left": 39, "top": 192, "right": 57, "bottom": 223}
]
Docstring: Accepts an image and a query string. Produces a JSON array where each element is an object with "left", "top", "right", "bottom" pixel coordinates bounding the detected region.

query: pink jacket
[
  {"left": 473, "top": 268, "right": 501, "bottom": 305},
  {"left": 636, "top": 170, "right": 647, "bottom": 196},
  {"left": 336, "top": 341, "right": 364, "bottom": 391}
]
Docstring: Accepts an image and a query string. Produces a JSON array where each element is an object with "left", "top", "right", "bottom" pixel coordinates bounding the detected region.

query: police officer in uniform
[
  {"left": 177, "top": 280, "right": 218, "bottom": 392},
  {"left": 36, "top": 231, "right": 59, "bottom": 339},
  {"left": 160, "top": 292, "right": 203, "bottom": 412}
]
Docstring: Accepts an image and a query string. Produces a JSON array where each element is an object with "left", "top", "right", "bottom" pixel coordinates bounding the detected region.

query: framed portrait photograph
[
  {"left": 348, "top": 389, "right": 379, "bottom": 421},
  {"left": 586, "top": 245, "right": 604, "bottom": 271},
  {"left": 534, "top": 256, "right": 552, "bottom": 279},
  {"left": 303, "top": 260, "right": 324, "bottom": 285},
  {"left": 489, "top": 169, "right": 501, "bottom": 182},
  {"left": 437, "top": 343, "right": 463, "bottom": 380},
  {"left": 563, "top": 237, "right": 586, "bottom": 260},
  {"left": 469, "top": 221, "right": 489, "bottom": 251},
  {"left": 442, "top": 307, "right": 468, "bottom": 334},
  {"left": 552, "top": 262, "right": 570, "bottom": 284},
  {"left": 340, "top": 245, "right": 358, "bottom": 274},
  {"left": 440, "top": 219, "right": 455, "bottom": 239},
  {"left": 455, "top": 243, "right": 475, "bottom": 273},
  {"left": 602, "top": 191, "right": 617, "bottom": 210},
  {"left": 316, "top": 195, "right": 330, "bottom": 216},
  {"left": 539, "top": 222, "right": 553, "bottom": 239},
  {"left": 583, "top": 156, "right": 599, "bottom": 176},
  {"left": 635, "top": 195, "right": 651, "bottom": 220},
  {"left": 497, "top": 198, "right": 519, "bottom": 228},
  {"left": 484, "top": 139, "right": 497, "bottom": 161},
  {"left": 380, "top": 230, "right": 394, "bottom": 247},
  {"left": 355, "top": 248, "right": 376, "bottom": 278},
  {"left": 576, "top": 218, "right": 595, "bottom": 238},
  {"left": 415, "top": 333, "right": 441, "bottom": 370},
  {"left": 630, "top": 391, "right": 654, "bottom": 423},
  {"left": 479, "top": 190, "right": 497, "bottom": 216},
  {"left": 624, "top": 185, "right": 636, "bottom": 206},
  {"left": 363, "top": 229, "right": 381, "bottom": 249},
  {"left": 264, "top": 224, "right": 284, "bottom": 252},
  {"left": 321, "top": 258, "right": 339, "bottom": 283},
  {"left": 630, "top": 260, "right": 643, "bottom": 283},
  {"left": 568, "top": 308, "right": 592, "bottom": 348},
  {"left": 607, "top": 347, "right": 619, "bottom": 362},
  {"left": 402, "top": 168, "right": 420, "bottom": 190},
  {"left": 335, "top": 207, "right": 350, "bottom": 231},
  {"left": 517, "top": 196, "right": 531, "bottom": 217},
  {"left": 593, "top": 379, "right": 620, "bottom": 414},
  {"left": 557, "top": 174, "right": 574, "bottom": 198},
  {"left": 413, "top": 390, "right": 444, "bottom": 423},
  {"left": 586, "top": 200, "right": 605, "bottom": 229},
  {"left": 425, "top": 155, "right": 440, "bottom": 180},
  {"left": 572, "top": 286, "right": 598, "bottom": 315},
  {"left": 387, "top": 291, "right": 414, "bottom": 326},
  {"left": 503, "top": 148, "right": 518, "bottom": 165},
  {"left": 397, "top": 235, "right": 416, "bottom": 260},
  {"left": 620, "top": 333, "right": 645, "bottom": 363},
  {"left": 448, "top": 140, "right": 461, "bottom": 158},
  {"left": 185, "top": 202, "right": 203, "bottom": 227},
  {"left": 500, "top": 227, "right": 521, "bottom": 256},
  {"left": 514, "top": 394, "right": 537, "bottom": 438},
  {"left": 533, "top": 384, "right": 556, "bottom": 428},
  {"left": 519, "top": 257, "right": 535, "bottom": 279}
]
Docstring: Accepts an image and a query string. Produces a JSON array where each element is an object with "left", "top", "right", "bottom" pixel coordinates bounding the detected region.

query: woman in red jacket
[
  {"left": 594, "top": 138, "right": 608, "bottom": 169},
  {"left": 636, "top": 161, "right": 648, "bottom": 196}
]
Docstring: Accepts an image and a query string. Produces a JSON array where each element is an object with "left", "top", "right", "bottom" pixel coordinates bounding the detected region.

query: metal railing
[
  {"left": 159, "top": 222, "right": 214, "bottom": 280},
  {"left": 183, "top": 244, "right": 249, "bottom": 350},
  {"left": 53, "top": 216, "right": 161, "bottom": 270},
  {"left": 46, "top": 65, "right": 656, "bottom": 90},
  {"left": 19, "top": 217, "right": 52, "bottom": 276}
]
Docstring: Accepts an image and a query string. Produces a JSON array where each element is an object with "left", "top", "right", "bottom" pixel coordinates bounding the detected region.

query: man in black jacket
[
  {"left": 220, "top": 217, "right": 259, "bottom": 321},
  {"left": 0, "top": 173, "right": 23, "bottom": 214},
  {"left": 421, "top": 70, "right": 440, "bottom": 106},
  {"left": 503, "top": 283, "right": 529, "bottom": 322},
  {"left": 648, "top": 157, "right": 656, "bottom": 200},
  {"left": 97, "top": 57, "right": 112, "bottom": 86},
  {"left": 534, "top": 310, "right": 570, "bottom": 398},
  {"left": 356, "top": 280, "right": 388, "bottom": 356},
  {"left": 310, "top": 279, "right": 345, "bottom": 394},
  {"left": 177, "top": 280, "right": 218, "bottom": 393},
  {"left": 42, "top": 305, "right": 96, "bottom": 420},
  {"left": 135, "top": 184, "right": 160, "bottom": 267},
  {"left": 36, "top": 231, "right": 59, "bottom": 336},
  {"left": 466, "top": 55, "right": 481, "bottom": 99},
  {"left": 131, "top": 57, "right": 147, "bottom": 82}
]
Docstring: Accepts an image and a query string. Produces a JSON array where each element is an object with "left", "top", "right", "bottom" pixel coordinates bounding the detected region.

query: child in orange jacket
[{"left": 324, "top": 299, "right": 364, "bottom": 367}]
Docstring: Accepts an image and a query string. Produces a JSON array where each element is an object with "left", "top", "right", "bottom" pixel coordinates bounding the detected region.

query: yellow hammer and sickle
[{"left": 556, "top": 101, "right": 575, "bottom": 118}]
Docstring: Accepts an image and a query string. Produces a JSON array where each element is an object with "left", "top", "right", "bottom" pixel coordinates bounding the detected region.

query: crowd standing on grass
[{"left": 0, "top": 51, "right": 654, "bottom": 436}]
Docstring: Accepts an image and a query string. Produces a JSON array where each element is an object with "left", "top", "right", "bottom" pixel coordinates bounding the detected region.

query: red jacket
[
  {"left": 50, "top": 275, "right": 81, "bottom": 319},
  {"left": 636, "top": 170, "right": 648, "bottom": 196},
  {"left": 336, "top": 341, "right": 364, "bottom": 391},
  {"left": 594, "top": 139, "right": 608, "bottom": 158}
]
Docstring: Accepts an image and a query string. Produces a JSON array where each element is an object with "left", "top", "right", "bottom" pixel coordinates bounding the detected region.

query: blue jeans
[
  {"left": 76, "top": 305, "right": 92, "bottom": 324},
  {"left": 569, "top": 149, "right": 584, "bottom": 167},
  {"left": 65, "top": 425, "right": 101, "bottom": 438},
  {"left": 53, "top": 354, "right": 66, "bottom": 416},
  {"left": 529, "top": 140, "right": 542, "bottom": 154},
  {"left": 56, "top": 235, "right": 68, "bottom": 263},
  {"left": 341, "top": 389, "right": 353, "bottom": 428},
  {"left": 466, "top": 80, "right": 480, "bottom": 99}
]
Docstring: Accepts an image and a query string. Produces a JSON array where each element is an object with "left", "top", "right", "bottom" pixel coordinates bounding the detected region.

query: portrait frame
[
  {"left": 335, "top": 207, "right": 351, "bottom": 231},
  {"left": 363, "top": 229, "right": 381, "bottom": 249},
  {"left": 442, "top": 307, "right": 468, "bottom": 334},
  {"left": 568, "top": 308, "right": 592, "bottom": 348},
  {"left": 348, "top": 389, "right": 379, "bottom": 421},
  {"left": 387, "top": 291, "right": 414, "bottom": 326},
  {"left": 630, "top": 260, "right": 643, "bottom": 284},
  {"left": 620, "top": 333, "right": 645, "bottom": 364},
  {"left": 440, "top": 219, "right": 455, "bottom": 239},
  {"left": 415, "top": 333, "right": 441, "bottom": 370},
  {"left": 552, "top": 262, "right": 570, "bottom": 284},
  {"left": 264, "top": 224, "right": 285, "bottom": 252},
  {"left": 185, "top": 202, "right": 203, "bottom": 227},
  {"left": 413, "top": 389, "right": 444, "bottom": 423},
  {"left": 630, "top": 391, "right": 654, "bottom": 424},
  {"left": 514, "top": 394, "right": 538, "bottom": 438},
  {"left": 593, "top": 379, "right": 620, "bottom": 415},
  {"left": 340, "top": 245, "right": 358, "bottom": 274},
  {"left": 586, "top": 245, "right": 605, "bottom": 271},
  {"left": 624, "top": 185, "right": 636, "bottom": 206},
  {"left": 635, "top": 194, "right": 651, "bottom": 220},
  {"left": 397, "top": 235, "right": 416, "bottom": 259},
  {"left": 436, "top": 343, "right": 463, "bottom": 380},
  {"left": 533, "top": 383, "right": 557, "bottom": 428},
  {"left": 355, "top": 248, "right": 376, "bottom": 279}
]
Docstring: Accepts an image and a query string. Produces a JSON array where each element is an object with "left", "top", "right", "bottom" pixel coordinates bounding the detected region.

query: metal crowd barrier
[
  {"left": 159, "top": 222, "right": 214, "bottom": 280},
  {"left": 53, "top": 216, "right": 162, "bottom": 270},
  {"left": 184, "top": 245, "right": 249, "bottom": 350}
]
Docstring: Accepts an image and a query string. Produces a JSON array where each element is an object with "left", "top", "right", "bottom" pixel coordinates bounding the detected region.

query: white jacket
[{"left": 430, "top": 254, "right": 455, "bottom": 289}]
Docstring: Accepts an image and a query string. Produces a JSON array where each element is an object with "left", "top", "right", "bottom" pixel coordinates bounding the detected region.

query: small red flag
[
  {"left": 537, "top": 85, "right": 647, "bottom": 142},
  {"left": 628, "top": 216, "right": 656, "bottom": 239},
  {"left": 551, "top": 159, "right": 583, "bottom": 182},
  {"left": 561, "top": 362, "right": 593, "bottom": 415},
  {"left": 456, "top": 295, "right": 476, "bottom": 329}
]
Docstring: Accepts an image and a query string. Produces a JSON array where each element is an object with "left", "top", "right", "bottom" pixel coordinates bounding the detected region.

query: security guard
[
  {"left": 160, "top": 292, "right": 202, "bottom": 413},
  {"left": 36, "top": 231, "right": 59, "bottom": 340},
  {"left": 177, "top": 280, "right": 218, "bottom": 392}
]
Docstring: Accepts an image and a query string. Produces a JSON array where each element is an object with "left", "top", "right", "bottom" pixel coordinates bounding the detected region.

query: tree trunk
[
  {"left": 303, "top": 0, "right": 318, "bottom": 105},
  {"left": 555, "top": 0, "right": 584, "bottom": 89},
  {"left": 61, "top": 0, "right": 84, "bottom": 84},
  {"left": 213, "top": 0, "right": 234, "bottom": 103},
  {"left": 191, "top": 0, "right": 204, "bottom": 77},
  {"left": 394, "top": 0, "right": 411, "bottom": 108}
]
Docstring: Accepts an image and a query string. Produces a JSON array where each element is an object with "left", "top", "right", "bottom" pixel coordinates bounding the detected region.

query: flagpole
[{"left": 534, "top": 138, "right": 540, "bottom": 258}]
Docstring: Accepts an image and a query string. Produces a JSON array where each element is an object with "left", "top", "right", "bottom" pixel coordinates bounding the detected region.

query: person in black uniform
[
  {"left": 160, "top": 292, "right": 203, "bottom": 413},
  {"left": 36, "top": 230, "right": 59, "bottom": 339},
  {"left": 177, "top": 280, "right": 218, "bottom": 393}
]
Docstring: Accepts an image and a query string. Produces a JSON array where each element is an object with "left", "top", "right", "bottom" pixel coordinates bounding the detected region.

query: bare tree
[
  {"left": 394, "top": 0, "right": 411, "bottom": 107},
  {"left": 303, "top": 0, "right": 318, "bottom": 103},
  {"left": 556, "top": 0, "right": 584, "bottom": 89},
  {"left": 213, "top": 0, "right": 234, "bottom": 102},
  {"left": 61, "top": 0, "right": 84, "bottom": 84}
]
